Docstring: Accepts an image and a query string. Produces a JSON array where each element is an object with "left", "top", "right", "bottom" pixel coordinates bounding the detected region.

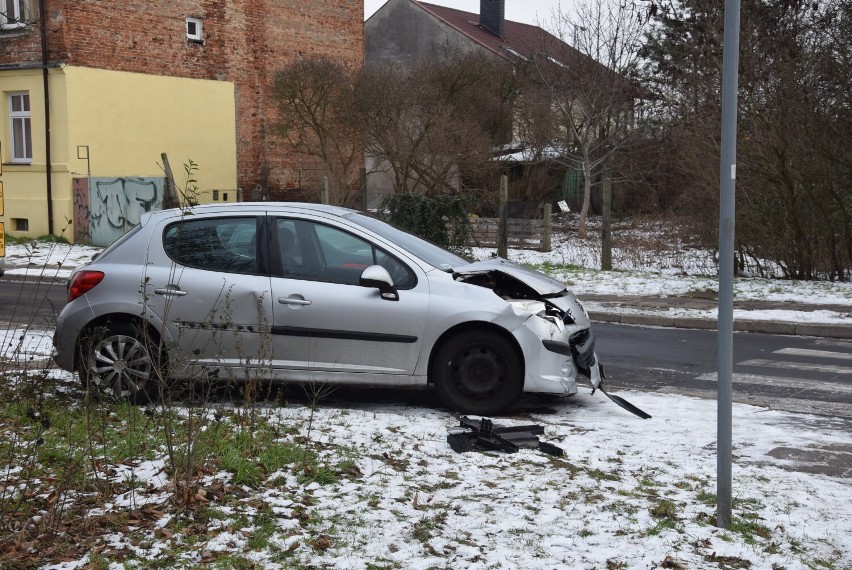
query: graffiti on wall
[
  {"left": 72, "top": 178, "right": 91, "bottom": 244},
  {"left": 87, "top": 177, "right": 165, "bottom": 246}
]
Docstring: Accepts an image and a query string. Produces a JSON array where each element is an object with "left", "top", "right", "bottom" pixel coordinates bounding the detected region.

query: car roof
[{"left": 140, "top": 202, "right": 356, "bottom": 225}]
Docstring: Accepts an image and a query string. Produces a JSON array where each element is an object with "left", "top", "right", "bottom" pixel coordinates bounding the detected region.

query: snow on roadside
[
  {"left": 3, "top": 326, "right": 850, "bottom": 570},
  {"left": 471, "top": 234, "right": 852, "bottom": 324},
  {"left": 281, "top": 393, "right": 852, "bottom": 570},
  {"left": 474, "top": 240, "right": 852, "bottom": 306},
  {"left": 31, "top": 389, "right": 851, "bottom": 570},
  {"left": 24, "top": 376, "right": 852, "bottom": 570},
  {"left": 0, "top": 327, "right": 54, "bottom": 360},
  {"left": 1, "top": 240, "right": 100, "bottom": 281}
]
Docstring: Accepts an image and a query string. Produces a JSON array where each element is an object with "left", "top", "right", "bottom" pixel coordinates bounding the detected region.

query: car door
[
  {"left": 142, "top": 214, "right": 274, "bottom": 380},
  {"left": 268, "top": 215, "right": 429, "bottom": 383}
]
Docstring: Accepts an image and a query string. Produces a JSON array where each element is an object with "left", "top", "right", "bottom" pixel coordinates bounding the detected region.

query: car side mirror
[{"left": 359, "top": 265, "right": 399, "bottom": 301}]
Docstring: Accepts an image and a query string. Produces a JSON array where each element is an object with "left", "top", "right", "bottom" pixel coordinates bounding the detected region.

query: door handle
[
  {"left": 278, "top": 297, "right": 312, "bottom": 306},
  {"left": 154, "top": 286, "right": 188, "bottom": 297}
]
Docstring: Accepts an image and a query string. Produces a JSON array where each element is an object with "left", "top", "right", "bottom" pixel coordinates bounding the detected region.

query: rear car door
[
  {"left": 269, "top": 215, "right": 429, "bottom": 383},
  {"left": 143, "top": 213, "right": 274, "bottom": 380}
]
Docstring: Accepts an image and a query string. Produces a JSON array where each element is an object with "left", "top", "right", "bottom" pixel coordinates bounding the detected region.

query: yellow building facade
[{"left": 1, "top": 66, "right": 237, "bottom": 244}]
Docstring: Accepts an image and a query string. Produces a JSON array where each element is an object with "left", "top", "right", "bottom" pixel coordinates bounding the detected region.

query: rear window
[{"left": 93, "top": 224, "right": 142, "bottom": 262}]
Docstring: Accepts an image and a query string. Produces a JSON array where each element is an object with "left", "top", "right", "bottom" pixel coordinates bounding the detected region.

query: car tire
[
  {"left": 433, "top": 330, "right": 523, "bottom": 416},
  {"left": 77, "top": 322, "right": 161, "bottom": 404}
]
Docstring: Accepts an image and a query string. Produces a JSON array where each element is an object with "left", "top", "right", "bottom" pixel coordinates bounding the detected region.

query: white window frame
[
  {"left": 1, "top": 0, "right": 26, "bottom": 30},
  {"left": 186, "top": 16, "right": 203, "bottom": 42},
  {"left": 9, "top": 92, "right": 32, "bottom": 163}
]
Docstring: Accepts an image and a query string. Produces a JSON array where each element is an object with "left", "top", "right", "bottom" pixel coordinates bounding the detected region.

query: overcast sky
[{"left": 364, "top": 0, "right": 568, "bottom": 26}]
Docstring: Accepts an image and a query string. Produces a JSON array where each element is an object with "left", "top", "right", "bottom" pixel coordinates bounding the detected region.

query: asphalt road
[
  {"left": 595, "top": 321, "right": 852, "bottom": 421},
  {"left": 0, "top": 278, "right": 66, "bottom": 328}
]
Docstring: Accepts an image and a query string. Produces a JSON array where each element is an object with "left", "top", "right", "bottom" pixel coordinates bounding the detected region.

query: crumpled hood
[{"left": 454, "top": 258, "right": 567, "bottom": 296}]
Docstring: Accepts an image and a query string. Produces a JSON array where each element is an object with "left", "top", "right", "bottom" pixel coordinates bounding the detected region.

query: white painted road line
[
  {"left": 775, "top": 348, "right": 852, "bottom": 361},
  {"left": 739, "top": 359, "right": 852, "bottom": 375},
  {"left": 814, "top": 339, "right": 852, "bottom": 349},
  {"left": 696, "top": 372, "right": 852, "bottom": 395}
]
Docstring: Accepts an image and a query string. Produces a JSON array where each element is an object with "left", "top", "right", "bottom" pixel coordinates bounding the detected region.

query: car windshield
[{"left": 344, "top": 212, "right": 469, "bottom": 272}]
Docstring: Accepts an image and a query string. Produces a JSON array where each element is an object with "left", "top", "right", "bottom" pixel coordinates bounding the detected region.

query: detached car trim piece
[{"left": 53, "top": 202, "right": 606, "bottom": 415}]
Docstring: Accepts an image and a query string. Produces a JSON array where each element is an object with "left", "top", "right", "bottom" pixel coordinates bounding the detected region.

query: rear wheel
[
  {"left": 77, "top": 322, "right": 161, "bottom": 404},
  {"left": 432, "top": 330, "right": 522, "bottom": 416}
]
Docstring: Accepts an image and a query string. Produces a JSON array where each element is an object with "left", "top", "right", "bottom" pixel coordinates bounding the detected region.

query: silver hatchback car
[{"left": 53, "top": 203, "right": 602, "bottom": 415}]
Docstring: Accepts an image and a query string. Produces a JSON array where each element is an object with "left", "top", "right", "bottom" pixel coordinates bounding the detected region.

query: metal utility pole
[
  {"left": 40, "top": 0, "right": 54, "bottom": 235},
  {"left": 717, "top": 0, "right": 742, "bottom": 529}
]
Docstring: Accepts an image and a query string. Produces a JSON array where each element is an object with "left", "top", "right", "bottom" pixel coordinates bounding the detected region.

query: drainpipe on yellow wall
[{"left": 39, "top": 0, "right": 53, "bottom": 235}]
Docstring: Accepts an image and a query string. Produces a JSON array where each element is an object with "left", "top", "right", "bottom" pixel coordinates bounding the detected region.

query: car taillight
[{"left": 68, "top": 270, "right": 105, "bottom": 302}]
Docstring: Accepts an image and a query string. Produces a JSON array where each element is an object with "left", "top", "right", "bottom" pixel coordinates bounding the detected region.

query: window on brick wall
[
  {"left": 9, "top": 92, "right": 32, "bottom": 163},
  {"left": 186, "top": 16, "right": 203, "bottom": 42},
  {"left": 1, "top": 0, "right": 26, "bottom": 30}
]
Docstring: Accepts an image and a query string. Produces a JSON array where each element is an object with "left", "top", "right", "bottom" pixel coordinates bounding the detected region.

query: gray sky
[{"left": 364, "top": 0, "right": 568, "bottom": 26}]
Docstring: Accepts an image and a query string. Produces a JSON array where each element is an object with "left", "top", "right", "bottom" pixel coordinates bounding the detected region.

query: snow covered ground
[
  {"left": 3, "top": 351, "right": 850, "bottom": 570},
  {"left": 1, "top": 239, "right": 102, "bottom": 282},
  {"left": 1, "top": 234, "right": 851, "bottom": 569}
]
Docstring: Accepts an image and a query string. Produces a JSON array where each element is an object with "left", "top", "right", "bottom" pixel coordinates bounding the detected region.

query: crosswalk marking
[
  {"left": 775, "top": 348, "right": 852, "bottom": 361},
  {"left": 696, "top": 372, "right": 852, "bottom": 396},
  {"left": 814, "top": 339, "right": 852, "bottom": 349},
  {"left": 738, "top": 359, "right": 852, "bottom": 375},
  {"left": 673, "top": 342, "right": 852, "bottom": 419}
]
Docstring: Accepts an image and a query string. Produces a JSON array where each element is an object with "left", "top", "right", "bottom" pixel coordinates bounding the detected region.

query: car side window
[
  {"left": 275, "top": 218, "right": 416, "bottom": 289},
  {"left": 163, "top": 217, "right": 258, "bottom": 274},
  {"left": 277, "top": 219, "right": 308, "bottom": 277}
]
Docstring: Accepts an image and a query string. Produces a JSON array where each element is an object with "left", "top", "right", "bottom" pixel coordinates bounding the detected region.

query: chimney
[{"left": 479, "top": 0, "right": 505, "bottom": 38}]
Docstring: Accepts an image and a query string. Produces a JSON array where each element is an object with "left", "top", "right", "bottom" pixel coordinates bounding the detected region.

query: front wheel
[
  {"left": 432, "top": 330, "right": 523, "bottom": 416},
  {"left": 77, "top": 322, "right": 161, "bottom": 404}
]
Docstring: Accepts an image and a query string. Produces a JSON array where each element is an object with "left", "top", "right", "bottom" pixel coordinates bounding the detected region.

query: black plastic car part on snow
[
  {"left": 446, "top": 416, "right": 564, "bottom": 456},
  {"left": 593, "top": 364, "right": 652, "bottom": 420}
]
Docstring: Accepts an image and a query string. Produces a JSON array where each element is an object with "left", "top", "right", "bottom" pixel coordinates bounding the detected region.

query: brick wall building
[{"left": 1, "top": 0, "right": 363, "bottom": 203}]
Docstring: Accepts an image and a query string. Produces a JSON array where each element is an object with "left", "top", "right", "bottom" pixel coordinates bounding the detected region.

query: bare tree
[
  {"left": 519, "top": 0, "right": 648, "bottom": 236},
  {"left": 358, "top": 51, "right": 517, "bottom": 196},
  {"left": 643, "top": 0, "right": 852, "bottom": 280},
  {"left": 273, "top": 58, "right": 363, "bottom": 206}
]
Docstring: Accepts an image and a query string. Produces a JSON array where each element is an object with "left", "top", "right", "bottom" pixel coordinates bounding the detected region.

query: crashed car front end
[
  {"left": 453, "top": 259, "right": 603, "bottom": 396},
  {"left": 506, "top": 292, "right": 603, "bottom": 395}
]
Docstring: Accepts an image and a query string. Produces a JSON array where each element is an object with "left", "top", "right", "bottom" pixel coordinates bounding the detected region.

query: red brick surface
[{"left": 1, "top": 0, "right": 364, "bottom": 197}]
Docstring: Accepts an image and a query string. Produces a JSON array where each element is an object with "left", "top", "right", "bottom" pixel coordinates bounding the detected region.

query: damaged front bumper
[
  {"left": 513, "top": 312, "right": 603, "bottom": 396},
  {"left": 503, "top": 285, "right": 602, "bottom": 396},
  {"left": 542, "top": 331, "right": 651, "bottom": 419},
  {"left": 451, "top": 260, "right": 607, "bottom": 398}
]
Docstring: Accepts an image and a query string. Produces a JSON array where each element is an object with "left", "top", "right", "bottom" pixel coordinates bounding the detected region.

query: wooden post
[
  {"left": 541, "top": 203, "right": 552, "bottom": 252},
  {"left": 601, "top": 177, "right": 612, "bottom": 271},
  {"left": 497, "top": 175, "right": 508, "bottom": 258},
  {"left": 161, "top": 152, "right": 179, "bottom": 209},
  {"left": 360, "top": 167, "right": 368, "bottom": 211},
  {"left": 321, "top": 176, "right": 330, "bottom": 205}
]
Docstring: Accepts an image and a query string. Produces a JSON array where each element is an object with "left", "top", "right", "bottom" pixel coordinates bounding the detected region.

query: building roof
[
  {"left": 415, "top": 1, "right": 578, "bottom": 64},
  {"left": 413, "top": 2, "right": 646, "bottom": 100}
]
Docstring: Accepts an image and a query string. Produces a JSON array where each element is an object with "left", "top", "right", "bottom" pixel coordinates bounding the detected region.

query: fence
[
  {"left": 468, "top": 217, "right": 550, "bottom": 251},
  {"left": 467, "top": 175, "right": 553, "bottom": 252}
]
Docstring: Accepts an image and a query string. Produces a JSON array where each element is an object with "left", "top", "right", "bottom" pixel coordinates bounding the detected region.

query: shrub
[{"left": 379, "top": 193, "right": 471, "bottom": 255}]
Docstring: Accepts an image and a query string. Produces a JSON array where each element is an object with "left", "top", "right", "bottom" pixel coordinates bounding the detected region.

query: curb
[
  {"left": 0, "top": 273, "right": 67, "bottom": 284},
  {"left": 589, "top": 311, "right": 852, "bottom": 340}
]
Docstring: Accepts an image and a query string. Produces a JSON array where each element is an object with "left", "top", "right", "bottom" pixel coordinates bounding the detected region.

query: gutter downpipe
[{"left": 39, "top": 0, "right": 54, "bottom": 235}]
